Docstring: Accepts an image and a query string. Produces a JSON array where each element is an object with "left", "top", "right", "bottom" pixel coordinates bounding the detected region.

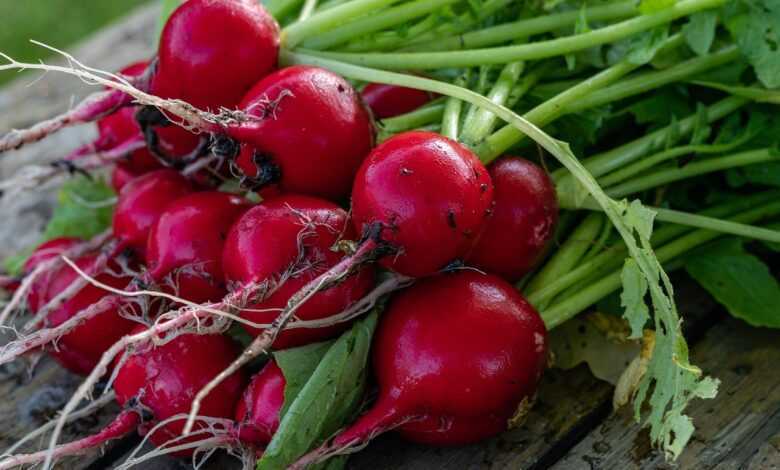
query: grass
[{"left": 0, "top": 0, "right": 151, "bottom": 86}]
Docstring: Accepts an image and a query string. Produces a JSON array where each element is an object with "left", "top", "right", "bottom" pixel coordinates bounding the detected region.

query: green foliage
[
  {"left": 258, "top": 310, "right": 379, "bottom": 469},
  {"left": 626, "top": 87, "right": 692, "bottom": 127},
  {"left": 724, "top": 0, "right": 780, "bottom": 88},
  {"left": 682, "top": 10, "right": 718, "bottom": 55},
  {"left": 686, "top": 238, "right": 780, "bottom": 328},
  {"left": 3, "top": 176, "right": 115, "bottom": 275}
]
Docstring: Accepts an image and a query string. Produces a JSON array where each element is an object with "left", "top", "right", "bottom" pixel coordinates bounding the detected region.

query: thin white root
[
  {"left": 182, "top": 240, "right": 382, "bottom": 434},
  {"left": 0, "top": 138, "right": 146, "bottom": 197},
  {"left": 23, "top": 239, "right": 119, "bottom": 332},
  {"left": 0, "top": 295, "right": 120, "bottom": 366},
  {"left": 2, "top": 391, "right": 116, "bottom": 456},
  {"left": 0, "top": 43, "right": 255, "bottom": 138},
  {"left": 117, "top": 414, "right": 233, "bottom": 470},
  {"left": 0, "top": 230, "right": 112, "bottom": 328},
  {"left": 42, "top": 274, "right": 282, "bottom": 470}
]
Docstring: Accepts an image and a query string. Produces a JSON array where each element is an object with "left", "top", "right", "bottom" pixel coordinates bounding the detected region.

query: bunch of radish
[{"left": 0, "top": 0, "right": 590, "bottom": 468}]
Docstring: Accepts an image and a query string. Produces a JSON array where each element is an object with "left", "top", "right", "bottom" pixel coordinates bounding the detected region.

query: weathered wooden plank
[{"left": 551, "top": 318, "right": 780, "bottom": 470}]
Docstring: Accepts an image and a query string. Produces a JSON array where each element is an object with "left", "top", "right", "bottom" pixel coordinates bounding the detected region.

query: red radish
[
  {"left": 112, "top": 169, "right": 193, "bottom": 259},
  {"left": 222, "top": 194, "right": 375, "bottom": 349},
  {"left": 110, "top": 164, "right": 139, "bottom": 192},
  {"left": 361, "top": 83, "right": 433, "bottom": 119},
  {"left": 113, "top": 330, "right": 247, "bottom": 453},
  {"left": 152, "top": 0, "right": 279, "bottom": 112},
  {"left": 0, "top": 332, "right": 247, "bottom": 468},
  {"left": 230, "top": 66, "right": 375, "bottom": 201},
  {"left": 146, "top": 191, "right": 250, "bottom": 304},
  {"left": 466, "top": 157, "right": 558, "bottom": 282},
  {"left": 42, "top": 254, "right": 136, "bottom": 375},
  {"left": 351, "top": 131, "right": 493, "bottom": 277},
  {"left": 296, "top": 271, "right": 547, "bottom": 465},
  {"left": 61, "top": 62, "right": 160, "bottom": 175},
  {"left": 234, "top": 360, "right": 285, "bottom": 447},
  {"left": 23, "top": 237, "right": 81, "bottom": 313}
]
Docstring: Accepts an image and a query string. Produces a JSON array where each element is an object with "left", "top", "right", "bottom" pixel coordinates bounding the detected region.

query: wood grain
[{"left": 551, "top": 318, "right": 780, "bottom": 470}]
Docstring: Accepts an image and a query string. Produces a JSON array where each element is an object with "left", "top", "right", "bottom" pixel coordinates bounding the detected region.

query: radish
[
  {"left": 234, "top": 360, "right": 285, "bottom": 447},
  {"left": 152, "top": 0, "right": 279, "bottom": 112},
  {"left": 352, "top": 131, "right": 493, "bottom": 277},
  {"left": 466, "top": 156, "right": 558, "bottom": 281},
  {"left": 186, "top": 132, "right": 492, "bottom": 413},
  {"left": 0, "top": 332, "right": 246, "bottom": 469},
  {"left": 42, "top": 254, "right": 136, "bottom": 375},
  {"left": 222, "top": 194, "right": 375, "bottom": 349},
  {"left": 23, "top": 237, "right": 82, "bottom": 313},
  {"left": 361, "top": 83, "right": 433, "bottom": 119},
  {"left": 230, "top": 66, "right": 375, "bottom": 200},
  {"left": 146, "top": 191, "right": 251, "bottom": 304},
  {"left": 112, "top": 169, "right": 193, "bottom": 260},
  {"left": 77, "top": 61, "right": 161, "bottom": 175},
  {"left": 113, "top": 330, "right": 247, "bottom": 453},
  {"left": 0, "top": 0, "right": 279, "bottom": 154},
  {"left": 294, "top": 271, "right": 547, "bottom": 465},
  {"left": 110, "top": 164, "right": 139, "bottom": 192}
]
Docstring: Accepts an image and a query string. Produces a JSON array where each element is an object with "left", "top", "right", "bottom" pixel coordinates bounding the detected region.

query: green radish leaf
[
  {"left": 4, "top": 175, "right": 115, "bottom": 275},
  {"left": 258, "top": 310, "right": 379, "bottom": 470},
  {"left": 685, "top": 238, "right": 780, "bottom": 328},
  {"left": 41, "top": 176, "right": 115, "bottom": 242},
  {"left": 683, "top": 10, "right": 718, "bottom": 56},
  {"left": 724, "top": 0, "right": 780, "bottom": 88},
  {"left": 626, "top": 87, "right": 693, "bottom": 127},
  {"left": 620, "top": 257, "right": 650, "bottom": 339},
  {"left": 627, "top": 26, "right": 670, "bottom": 65},
  {"left": 274, "top": 340, "right": 334, "bottom": 417}
]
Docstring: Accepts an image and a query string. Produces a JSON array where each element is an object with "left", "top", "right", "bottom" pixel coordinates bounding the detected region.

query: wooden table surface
[{"left": 0, "top": 4, "right": 777, "bottom": 469}]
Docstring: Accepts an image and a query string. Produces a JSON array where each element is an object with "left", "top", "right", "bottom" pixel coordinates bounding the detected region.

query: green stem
[
  {"left": 562, "top": 96, "right": 748, "bottom": 181},
  {"left": 265, "top": 0, "right": 305, "bottom": 19},
  {"left": 283, "top": 0, "right": 401, "bottom": 48},
  {"left": 527, "top": 191, "right": 780, "bottom": 307},
  {"left": 565, "top": 46, "right": 740, "bottom": 114},
  {"left": 524, "top": 213, "right": 604, "bottom": 296},
  {"left": 606, "top": 148, "right": 777, "bottom": 197},
  {"left": 475, "top": 60, "right": 641, "bottom": 161},
  {"left": 292, "top": 0, "right": 724, "bottom": 69},
  {"left": 540, "top": 198, "right": 780, "bottom": 329},
  {"left": 302, "top": 0, "right": 460, "bottom": 50},
  {"left": 441, "top": 72, "right": 470, "bottom": 139},
  {"left": 298, "top": 0, "right": 319, "bottom": 21},
  {"left": 376, "top": 100, "right": 445, "bottom": 135},
  {"left": 345, "top": 0, "right": 513, "bottom": 52},
  {"left": 566, "top": 195, "right": 780, "bottom": 243},
  {"left": 461, "top": 61, "right": 524, "bottom": 145},
  {"left": 405, "top": 1, "right": 639, "bottom": 52},
  {"left": 598, "top": 137, "right": 754, "bottom": 187}
]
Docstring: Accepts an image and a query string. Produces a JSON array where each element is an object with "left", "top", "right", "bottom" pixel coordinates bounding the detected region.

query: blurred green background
[{"left": 0, "top": 0, "right": 150, "bottom": 86}]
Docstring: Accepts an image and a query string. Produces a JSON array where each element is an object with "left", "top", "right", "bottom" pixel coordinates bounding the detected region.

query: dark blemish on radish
[
  {"left": 447, "top": 210, "right": 457, "bottom": 229},
  {"left": 400, "top": 167, "right": 413, "bottom": 176},
  {"left": 480, "top": 183, "right": 488, "bottom": 193},
  {"left": 338, "top": 84, "right": 346, "bottom": 93},
  {"left": 211, "top": 134, "right": 240, "bottom": 159}
]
